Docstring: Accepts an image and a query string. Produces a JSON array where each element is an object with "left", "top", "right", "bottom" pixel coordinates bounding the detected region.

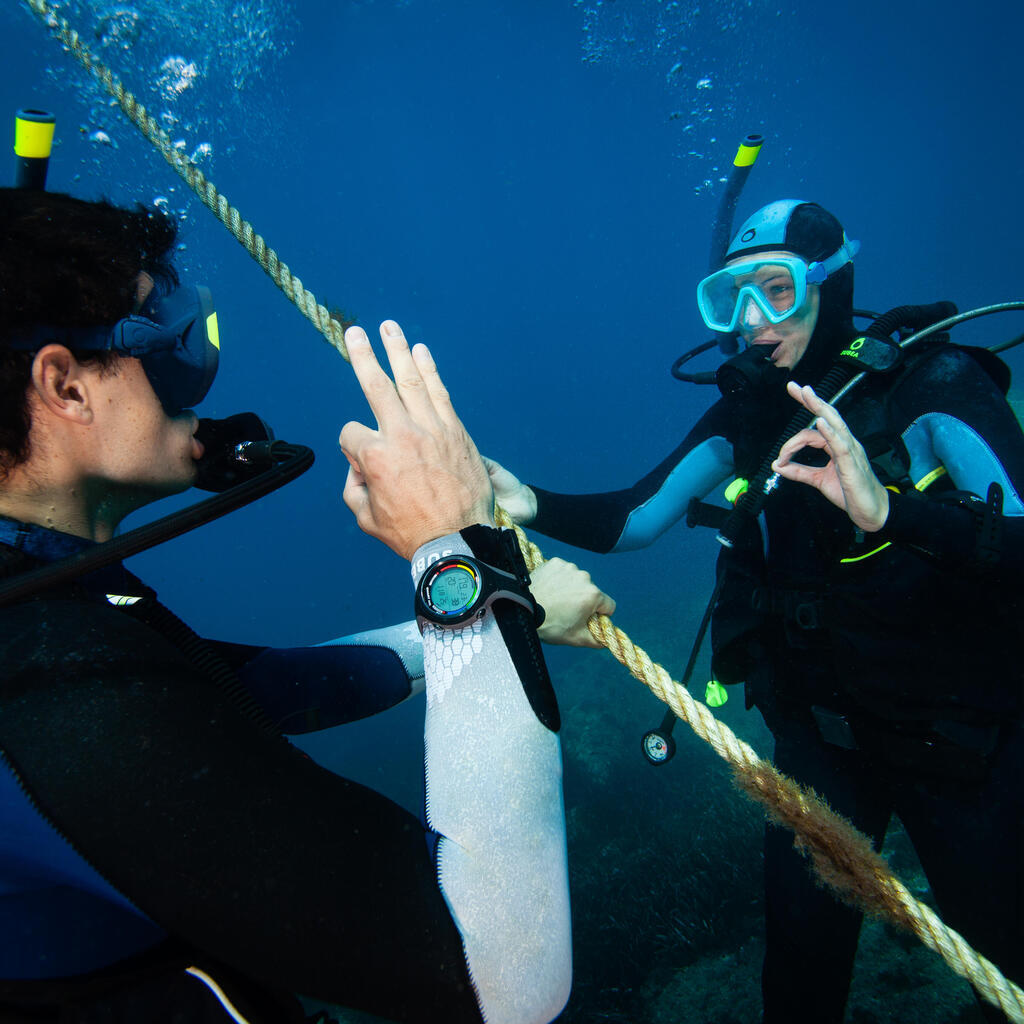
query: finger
[
  {"left": 771, "top": 459, "right": 824, "bottom": 486},
  {"left": 596, "top": 590, "right": 616, "bottom": 617},
  {"left": 341, "top": 463, "right": 370, "bottom": 521},
  {"left": 411, "top": 342, "right": 459, "bottom": 427},
  {"left": 786, "top": 379, "right": 818, "bottom": 412},
  {"left": 378, "top": 320, "right": 438, "bottom": 425},
  {"left": 810, "top": 414, "right": 855, "bottom": 460},
  {"left": 795, "top": 383, "right": 853, "bottom": 437},
  {"left": 337, "top": 419, "right": 379, "bottom": 462},
  {"left": 345, "top": 326, "right": 406, "bottom": 428},
  {"left": 339, "top": 448, "right": 365, "bottom": 486},
  {"left": 775, "top": 427, "right": 828, "bottom": 466}
]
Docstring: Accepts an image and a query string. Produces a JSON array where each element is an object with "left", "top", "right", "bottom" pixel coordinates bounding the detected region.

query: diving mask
[
  {"left": 697, "top": 239, "right": 859, "bottom": 334},
  {"left": 5, "top": 282, "right": 220, "bottom": 415}
]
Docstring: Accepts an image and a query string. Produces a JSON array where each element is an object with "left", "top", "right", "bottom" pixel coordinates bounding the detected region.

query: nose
[{"left": 740, "top": 295, "right": 767, "bottom": 330}]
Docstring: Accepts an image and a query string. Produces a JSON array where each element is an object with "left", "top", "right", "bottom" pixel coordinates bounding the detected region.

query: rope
[
  {"left": 24, "top": 0, "right": 350, "bottom": 362},
  {"left": 23, "top": 0, "right": 1024, "bottom": 1015},
  {"left": 496, "top": 508, "right": 1024, "bottom": 1022}
]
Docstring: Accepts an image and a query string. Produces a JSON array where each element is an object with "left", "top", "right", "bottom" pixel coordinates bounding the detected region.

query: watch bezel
[
  {"left": 415, "top": 552, "right": 536, "bottom": 630},
  {"left": 417, "top": 556, "right": 486, "bottom": 627}
]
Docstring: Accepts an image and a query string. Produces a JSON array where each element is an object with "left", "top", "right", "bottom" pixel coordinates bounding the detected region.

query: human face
[
  {"left": 728, "top": 250, "right": 819, "bottom": 370},
  {"left": 85, "top": 355, "right": 204, "bottom": 521}
]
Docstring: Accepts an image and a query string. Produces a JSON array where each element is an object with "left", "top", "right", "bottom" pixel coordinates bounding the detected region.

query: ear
[{"left": 30, "top": 345, "right": 97, "bottom": 426}]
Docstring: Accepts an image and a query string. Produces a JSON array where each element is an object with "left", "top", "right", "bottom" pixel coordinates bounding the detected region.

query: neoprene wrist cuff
[
  {"left": 878, "top": 489, "right": 978, "bottom": 559},
  {"left": 409, "top": 525, "right": 533, "bottom": 586}
]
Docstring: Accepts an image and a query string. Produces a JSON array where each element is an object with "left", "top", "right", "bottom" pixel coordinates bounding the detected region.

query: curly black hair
[{"left": 0, "top": 188, "right": 180, "bottom": 475}]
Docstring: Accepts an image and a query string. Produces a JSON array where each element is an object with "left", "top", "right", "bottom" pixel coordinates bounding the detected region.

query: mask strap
[
  {"left": 2, "top": 323, "right": 115, "bottom": 353},
  {"left": 806, "top": 235, "right": 861, "bottom": 285}
]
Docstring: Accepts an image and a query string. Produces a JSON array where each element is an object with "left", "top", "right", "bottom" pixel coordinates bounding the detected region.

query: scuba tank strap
[
  {"left": 977, "top": 482, "right": 1004, "bottom": 566},
  {"left": 686, "top": 479, "right": 751, "bottom": 531},
  {"left": 685, "top": 497, "right": 729, "bottom": 530}
]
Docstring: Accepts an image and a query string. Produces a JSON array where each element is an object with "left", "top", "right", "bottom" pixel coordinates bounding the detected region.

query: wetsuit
[
  {"left": 527, "top": 339, "right": 1024, "bottom": 1022},
  {"left": 0, "top": 520, "right": 570, "bottom": 1024}
]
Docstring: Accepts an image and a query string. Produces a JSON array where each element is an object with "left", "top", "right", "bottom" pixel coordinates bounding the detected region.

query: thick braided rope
[
  {"left": 24, "top": 0, "right": 349, "bottom": 362},
  {"left": 23, "top": 0, "right": 1023, "bottom": 1013},
  {"left": 497, "top": 508, "right": 1024, "bottom": 1021}
]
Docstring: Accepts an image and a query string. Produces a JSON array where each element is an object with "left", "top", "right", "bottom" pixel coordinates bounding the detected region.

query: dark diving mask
[{"left": 4, "top": 282, "right": 220, "bottom": 415}]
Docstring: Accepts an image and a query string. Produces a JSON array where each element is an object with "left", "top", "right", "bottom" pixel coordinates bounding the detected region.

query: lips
[{"left": 752, "top": 340, "right": 781, "bottom": 362}]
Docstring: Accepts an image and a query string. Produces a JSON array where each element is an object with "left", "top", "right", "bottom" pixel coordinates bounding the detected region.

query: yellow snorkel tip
[
  {"left": 732, "top": 133, "right": 763, "bottom": 169},
  {"left": 14, "top": 108, "right": 55, "bottom": 190}
]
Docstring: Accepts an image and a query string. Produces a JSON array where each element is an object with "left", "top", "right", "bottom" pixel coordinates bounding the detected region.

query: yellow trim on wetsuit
[{"left": 840, "top": 541, "right": 892, "bottom": 564}]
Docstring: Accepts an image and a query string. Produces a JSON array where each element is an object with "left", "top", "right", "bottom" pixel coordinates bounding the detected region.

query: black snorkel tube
[
  {"left": 670, "top": 133, "right": 764, "bottom": 385},
  {"left": 14, "top": 108, "right": 54, "bottom": 190},
  {"left": 708, "top": 136, "right": 764, "bottom": 294}
]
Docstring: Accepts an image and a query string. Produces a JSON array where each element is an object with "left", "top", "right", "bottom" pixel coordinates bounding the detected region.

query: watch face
[{"left": 426, "top": 560, "right": 481, "bottom": 617}]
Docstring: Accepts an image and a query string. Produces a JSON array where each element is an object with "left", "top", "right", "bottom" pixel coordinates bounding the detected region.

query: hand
[
  {"left": 772, "top": 381, "right": 890, "bottom": 532},
  {"left": 338, "top": 321, "right": 494, "bottom": 559},
  {"left": 482, "top": 456, "right": 538, "bottom": 525},
  {"left": 530, "top": 557, "right": 616, "bottom": 648}
]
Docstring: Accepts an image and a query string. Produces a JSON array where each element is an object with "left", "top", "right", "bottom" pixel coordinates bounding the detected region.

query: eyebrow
[{"left": 734, "top": 269, "right": 788, "bottom": 286}]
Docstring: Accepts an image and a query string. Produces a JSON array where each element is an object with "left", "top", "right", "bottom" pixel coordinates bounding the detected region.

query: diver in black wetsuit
[
  {"left": 487, "top": 199, "right": 1024, "bottom": 1022},
  {"left": 0, "top": 188, "right": 615, "bottom": 1023}
]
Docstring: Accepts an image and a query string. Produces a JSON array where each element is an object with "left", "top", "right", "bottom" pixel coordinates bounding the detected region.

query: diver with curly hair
[{"left": 0, "top": 186, "right": 615, "bottom": 1024}]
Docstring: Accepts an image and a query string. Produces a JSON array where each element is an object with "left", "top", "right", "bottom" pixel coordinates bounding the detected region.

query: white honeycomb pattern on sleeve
[{"left": 422, "top": 618, "right": 485, "bottom": 708}]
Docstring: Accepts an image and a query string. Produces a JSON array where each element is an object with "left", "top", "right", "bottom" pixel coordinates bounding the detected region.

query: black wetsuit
[
  {"left": 0, "top": 520, "right": 568, "bottom": 1024},
  {"left": 528, "top": 339, "right": 1024, "bottom": 1022}
]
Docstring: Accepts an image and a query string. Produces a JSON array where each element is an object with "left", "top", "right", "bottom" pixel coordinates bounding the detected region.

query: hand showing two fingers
[
  {"left": 338, "top": 321, "right": 494, "bottom": 560},
  {"left": 772, "top": 381, "right": 890, "bottom": 532}
]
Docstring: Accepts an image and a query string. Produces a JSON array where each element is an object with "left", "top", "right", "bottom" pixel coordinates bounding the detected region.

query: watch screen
[{"left": 429, "top": 562, "right": 480, "bottom": 614}]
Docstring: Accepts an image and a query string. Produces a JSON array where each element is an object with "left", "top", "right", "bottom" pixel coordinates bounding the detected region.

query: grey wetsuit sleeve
[{"left": 410, "top": 528, "right": 571, "bottom": 1024}]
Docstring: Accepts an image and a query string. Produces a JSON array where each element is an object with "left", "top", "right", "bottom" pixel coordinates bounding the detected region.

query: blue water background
[{"left": 2, "top": 1, "right": 1023, "bottom": 1018}]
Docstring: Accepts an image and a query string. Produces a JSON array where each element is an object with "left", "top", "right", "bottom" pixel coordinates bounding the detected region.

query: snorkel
[{"left": 670, "top": 134, "right": 763, "bottom": 382}]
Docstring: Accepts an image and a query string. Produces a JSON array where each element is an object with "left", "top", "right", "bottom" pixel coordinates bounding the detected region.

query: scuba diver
[
  {"left": 486, "top": 198, "right": 1024, "bottom": 1022},
  {"left": 0, "top": 186, "right": 616, "bottom": 1024}
]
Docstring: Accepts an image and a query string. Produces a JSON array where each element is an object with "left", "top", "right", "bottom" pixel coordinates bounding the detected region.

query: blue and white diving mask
[
  {"left": 5, "top": 283, "right": 220, "bottom": 415},
  {"left": 696, "top": 239, "right": 859, "bottom": 334}
]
